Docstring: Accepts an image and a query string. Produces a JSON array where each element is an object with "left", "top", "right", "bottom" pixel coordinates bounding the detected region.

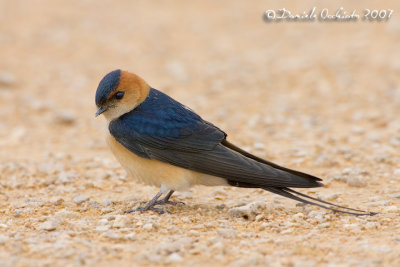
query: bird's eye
[{"left": 115, "top": 91, "right": 125, "bottom": 100}]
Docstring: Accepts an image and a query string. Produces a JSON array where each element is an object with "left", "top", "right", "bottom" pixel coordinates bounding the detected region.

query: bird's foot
[
  {"left": 124, "top": 206, "right": 170, "bottom": 214},
  {"left": 124, "top": 190, "right": 181, "bottom": 214},
  {"left": 153, "top": 200, "right": 185, "bottom": 206}
]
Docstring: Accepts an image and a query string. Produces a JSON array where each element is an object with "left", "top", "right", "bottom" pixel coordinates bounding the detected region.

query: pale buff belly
[{"left": 106, "top": 134, "right": 228, "bottom": 191}]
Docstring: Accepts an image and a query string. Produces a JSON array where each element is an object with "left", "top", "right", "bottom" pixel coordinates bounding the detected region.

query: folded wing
[{"left": 109, "top": 105, "right": 321, "bottom": 188}]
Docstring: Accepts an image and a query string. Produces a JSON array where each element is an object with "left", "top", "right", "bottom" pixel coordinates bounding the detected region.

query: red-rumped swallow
[{"left": 95, "top": 70, "right": 375, "bottom": 215}]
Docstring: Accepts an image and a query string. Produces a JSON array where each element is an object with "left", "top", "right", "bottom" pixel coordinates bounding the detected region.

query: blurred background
[
  {"left": 0, "top": 0, "right": 399, "bottom": 266},
  {"left": 0, "top": 0, "right": 399, "bottom": 162}
]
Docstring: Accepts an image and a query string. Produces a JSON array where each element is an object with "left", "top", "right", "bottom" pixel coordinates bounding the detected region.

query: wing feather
[{"left": 110, "top": 111, "right": 321, "bottom": 188}]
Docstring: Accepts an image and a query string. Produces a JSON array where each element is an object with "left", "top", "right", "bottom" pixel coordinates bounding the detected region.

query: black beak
[{"left": 95, "top": 106, "right": 108, "bottom": 117}]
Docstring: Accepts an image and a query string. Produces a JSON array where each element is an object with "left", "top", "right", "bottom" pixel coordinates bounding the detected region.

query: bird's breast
[{"left": 106, "top": 134, "right": 228, "bottom": 190}]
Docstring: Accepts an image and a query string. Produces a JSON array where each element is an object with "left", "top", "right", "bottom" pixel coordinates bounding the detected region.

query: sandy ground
[{"left": 0, "top": 1, "right": 400, "bottom": 266}]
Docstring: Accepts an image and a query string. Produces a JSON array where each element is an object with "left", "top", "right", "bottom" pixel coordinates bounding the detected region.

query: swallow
[{"left": 95, "top": 69, "right": 375, "bottom": 215}]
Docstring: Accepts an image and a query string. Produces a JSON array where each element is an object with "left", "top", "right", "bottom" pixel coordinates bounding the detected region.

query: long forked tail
[
  {"left": 263, "top": 187, "right": 377, "bottom": 216},
  {"left": 221, "top": 140, "right": 376, "bottom": 216}
]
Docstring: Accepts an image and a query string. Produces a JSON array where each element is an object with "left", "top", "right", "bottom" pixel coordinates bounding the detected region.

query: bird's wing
[{"left": 109, "top": 110, "right": 321, "bottom": 188}]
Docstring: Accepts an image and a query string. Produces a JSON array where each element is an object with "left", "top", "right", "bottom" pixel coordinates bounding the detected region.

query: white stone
[
  {"left": 388, "top": 193, "right": 400, "bottom": 199},
  {"left": 280, "top": 229, "right": 293, "bottom": 234},
  {"left": 49, "top": 197, "right": 64, "bottom": 205},
  {"left": 101, "top": 200, "right": 113, "bottom": 206},
  {"left": 217, "top": 228, "right": 238, "bottom": 238},
  {"left": 181, "top": 217, "right": 191, "bottom": 223},
  {"left": 55, "top": 210, "right": 80, "bottom": 219},
  {"left": 73, "top": 194, "right": 89, "bottom": 204},
  {"left": 344, "top": 223, "right": 361, "bottom": 232},
  {"left": 365, "top": 222, "right": 377, "bottom": 229},
  {"left": 228, "top": 201, "right": 266, "bottom": 220},
  {"left": 38, "top": 220, "right": 59, "bottom": 231},
  {"left": 125, "top": 232, "right": 136, "bottom": 241},
  {"left": 97, "top": 218, "right": 110, "bottom": 225},
  {"left": 258, "top": 222, "right": 270, "bottom": 231},
  {"left": 188, "top": 230, "right": 199, "bottom": 237},
  {"left": 57, "top": 171, "right": 77, "bottom": 184},
  {"left": 253, "top": 142, "right": 265, "bottom": 150},
  {"left": 367, "top": 200, "right": 390, "bottom": 207},
  {"left": 383, "top": 205, "right": 398, "bottom": 213},
  {"left": 142, "top": 223, "right": 153, "bottom": 231},
  {"left": 342, "top": 168, "right": 353, "bottom": 175},
  {"left": 318, "top": 222, "right": 331, "bottom": 228},
  {"left": 102, "top": 230, "right": 122, "bottom": 240},
  {"left": 0, "top": 234, "right": 9, "bottom": 244},
  {"left": 113, "top": 215, "right": 131, "bottom": 228},
  {"left": 346, "top": 176, "right": 367, "bottom": 187},
  {"left": 293, "top": 212, "right": 304, "bottom": 222},
  {"left": 165, "top": 252, "right": 183, "bottom": 264},
  {"left": 0, "top": 71, "right": 16, "bottom": 86},
  {"left": 307, "top": 211, "right": 325, "bottom": 223},
  {"left": 95, "top": 225, "right": 111, "bottom": 232},
  {"left": 55, "top": 111, "right": 76, "bottom": 124}
]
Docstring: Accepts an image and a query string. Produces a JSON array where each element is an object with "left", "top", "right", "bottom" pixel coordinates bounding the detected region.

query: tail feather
[
  {"left": 263, "top": 187, "right": 376, "bottom": 216},
  {"left": 222, "top": 139, "right": 322, "bottom": 184},
  {"left": 284, "top": 188, "right": 369, "bottom": 213}
]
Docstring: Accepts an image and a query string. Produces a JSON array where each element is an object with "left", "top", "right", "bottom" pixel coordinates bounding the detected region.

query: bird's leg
[
  {"left": 153, "top": 190, "right": 185, "bottom": 206},
  {"left": 124, "top": 190, "right": 168, "bottom": 214}
]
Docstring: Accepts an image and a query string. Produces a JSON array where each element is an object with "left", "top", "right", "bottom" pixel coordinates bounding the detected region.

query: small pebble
[
  {"left": 323, "top": 193, "right": 339, "bottom": 201},
  {"left": 374, "top": 154, "right": 390, "bottom": 163},
  {"left": 253, "top": 142, "right": 265, "bottom": 150},
  {"left": 0, "top": 71, "right": 16, "bottom": 86},
  {"left": 73, "top": 194, "right": 89, "bottom": 204},
  {"left": 49, "top": 197, "right": 64, "bottom": 205},
  {"left": 55, "top": 111, "right": 76, "bottom": 125},
  {"left": 228, "top": 201, "right": 266, "bottom": 220},
  {"left": 95, "top": 225, "right": 111, "bottom": 232},
  {"left": 97, "top": 218, "right": 110, "bottom": 225},
  {"left": 367, "top": 200, "right": 390, "bottom": 207},
  {"left": 318, "top": 222, "right": 331, "bottom": 228},
  {"left": 38, "top": 220, "right": 59, "bottom": 231},
  {"left": 113, "top": 215, "right": 131, "bottom": 228},
  {"left": 125, "top": 232, "right": 136, "bottom": 241},
  {"left": 217, "top": 228, "right": 238, "bottom": 239},
  {"left": 383, "top": 206, "right": 399, "bottom": 213},
  {"left": 188, "top": 230, "right": 200, "bottom": 236},
  {"left": 55, "top": 210, "right": 80, "bottom": 219},
  {"left": 365, "top": 222, "right": 377, "bottom": 229},
  {"left": 165, "top": 252, "right": 183, "bottom": 264},
  {"left": 57, "top": 171, "right": 77, "bottom": 184},
  {"left": 0, "top": 234, "right": 9, "bottom": 244},
  {"left": 255, "top": 214, "right": 264, "bottom": 221},
  {"left": 344, "top": 223, "right": 361, "bottom": 232},
  {"left": 102, "top": 230, "right": 122, "bottom": 240},
  {"left": 280, "top": 229, "right": 293, "bottom": 234},
  {"left": 101, "top": 200, "right": 113, "bottom": 206},
  {"left": 258, "top": 222, "right": 270, "bottom": 231},
  {"left": 142, "top": 223, "right": 153, "bottom": 231},
  {"left": 181, "top": 217, "right": 191, "bottom": 223},
  {"left": 308, "top": 210, "right": 324, "bottom": 218},
  {"left": 293, "top": 212, "right": 304, "bottom": 222},
  {"left": 346, "top": 176, "right": 367, "bottom": 187}
]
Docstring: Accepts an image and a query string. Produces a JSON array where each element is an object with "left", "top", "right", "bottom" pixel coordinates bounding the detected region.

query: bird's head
[{"left": 95, "top": 70, "right": 150, "bottom": 121}]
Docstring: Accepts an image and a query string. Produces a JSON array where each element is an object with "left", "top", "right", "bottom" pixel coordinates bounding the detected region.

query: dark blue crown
[{"left": 95, "top": 69, "right": 121, "bottom": 106}]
